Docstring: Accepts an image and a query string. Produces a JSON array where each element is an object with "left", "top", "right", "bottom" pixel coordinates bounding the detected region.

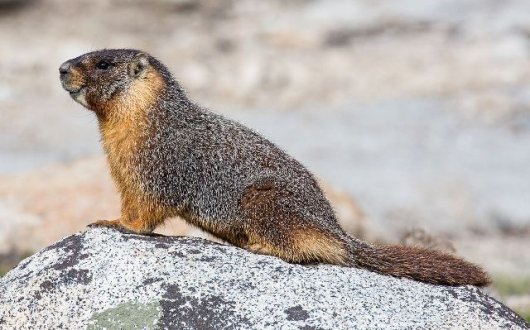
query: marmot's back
[{"left": 143, "top": 106, "right": 334, "bottom": 223}]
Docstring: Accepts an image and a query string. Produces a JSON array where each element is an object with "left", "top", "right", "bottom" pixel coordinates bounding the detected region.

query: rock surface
[{"left": 0, "top": 228, "right": 527, "bottom": 329}]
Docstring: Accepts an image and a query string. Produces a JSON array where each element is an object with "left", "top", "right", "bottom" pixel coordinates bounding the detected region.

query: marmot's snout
[
  {"left": 59, "top": 61, "right": 70, "bottom": 76},
  {"left": 59, "top": 61, "right": 81, "bottom": 91},
  {"left": 59, "top": 61, "right": 72, "bottom": 89},
  {"left": 59, "top": 59, "right": 88, "bottom": 107}
]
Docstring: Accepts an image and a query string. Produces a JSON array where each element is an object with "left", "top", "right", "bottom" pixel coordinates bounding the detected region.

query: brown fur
[
  {"left": 354, "top": 244, "right": 491, "bottom": 286},
  {"left": 92, "top": 68, "right": 176, "bottom": 233},
  {"left": 240, "top": 181, "right": 349, "bottom": 265},
  {"left": 239, "top": 181, "right": 488, "bottom": 286},
  {"left": 92, "top": 67, "right": 165, "bottom": 119},
  {"left": 291, "top": 229, "right": 349, "bottom": 265},
  {"left": 60, "top": 49, "right": 490, "bottom": 287}
]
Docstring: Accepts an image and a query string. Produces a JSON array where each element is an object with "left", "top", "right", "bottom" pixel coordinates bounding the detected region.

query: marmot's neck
[
  {"left": 96, "top": 68, "right": 164, "bottom": 122},
  {"left": 97, "top": 71, "right": 196, "bottom": 154}
]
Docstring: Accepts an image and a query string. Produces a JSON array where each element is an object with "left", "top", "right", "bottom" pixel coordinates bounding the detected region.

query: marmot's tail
[{"left": 346, "top": 239, "right": 490, "bottom": 286}]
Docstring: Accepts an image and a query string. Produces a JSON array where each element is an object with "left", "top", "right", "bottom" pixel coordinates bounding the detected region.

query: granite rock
[{"left": 0, "top": 228, "right": 527, "bottom": 329}]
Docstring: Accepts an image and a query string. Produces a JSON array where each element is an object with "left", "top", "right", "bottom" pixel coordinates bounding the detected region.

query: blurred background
[{"left": 0, "top": 0, "right": 529, "bottom": 320}]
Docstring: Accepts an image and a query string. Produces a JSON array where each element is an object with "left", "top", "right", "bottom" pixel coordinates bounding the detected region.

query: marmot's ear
[{"left": 128, "top": 53, "right": 149, "bottom": 78}]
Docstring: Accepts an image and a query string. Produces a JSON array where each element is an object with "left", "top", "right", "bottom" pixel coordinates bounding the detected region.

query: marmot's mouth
[
  {"left": 67, "top": 86, "right": 85, "bottom": 96},
  {"left": 67, "top": 87, "right": 89, "bottom": 108},
  {"left": 61, "top": 80, "right": 84, "bottom": 94}
]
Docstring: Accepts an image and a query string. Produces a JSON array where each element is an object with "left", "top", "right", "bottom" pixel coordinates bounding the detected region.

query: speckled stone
[{"left": 0, "top": 228, "right": 527, "bottom": 329}]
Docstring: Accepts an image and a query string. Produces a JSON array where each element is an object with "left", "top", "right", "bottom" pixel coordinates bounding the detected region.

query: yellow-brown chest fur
[
  {"left": 99, "top": 116, "right": 145, "bottom": 197},
  {"left": 97, "top": 69, "right": 170, "bottom": 224}
]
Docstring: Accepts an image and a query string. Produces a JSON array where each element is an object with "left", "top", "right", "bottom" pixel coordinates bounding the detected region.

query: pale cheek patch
[{"left": 73, "top": 90, "right": 89, "bottom": 108}]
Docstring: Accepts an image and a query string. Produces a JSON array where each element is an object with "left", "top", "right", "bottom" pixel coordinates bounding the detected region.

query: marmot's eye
[{"left": 96, "top": 60, "right": 111, "bottom": 70}]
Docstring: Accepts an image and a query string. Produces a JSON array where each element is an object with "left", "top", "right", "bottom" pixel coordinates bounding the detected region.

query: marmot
[{"left": 59, "top": 49, "right": 489, "bottom": 286}]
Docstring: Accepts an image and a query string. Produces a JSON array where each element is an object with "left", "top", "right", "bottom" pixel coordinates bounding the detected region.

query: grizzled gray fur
[{"left": 59, "top": 49, "right": 490, "bottom": 287}]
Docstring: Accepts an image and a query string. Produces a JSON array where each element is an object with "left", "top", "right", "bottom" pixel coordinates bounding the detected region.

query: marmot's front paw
[{"left": 87, "top": 220, "right": 135, "bottom": 234}]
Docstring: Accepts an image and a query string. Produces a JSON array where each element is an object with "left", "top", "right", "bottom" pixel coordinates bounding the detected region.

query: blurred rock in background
[{"left": 0, "top": 0, "right": 529, "bottom": 320}]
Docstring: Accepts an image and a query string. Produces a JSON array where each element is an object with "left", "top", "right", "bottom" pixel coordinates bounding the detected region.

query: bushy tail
[{"left": 347, "top": 239, "right": 490, "bottom": 286}]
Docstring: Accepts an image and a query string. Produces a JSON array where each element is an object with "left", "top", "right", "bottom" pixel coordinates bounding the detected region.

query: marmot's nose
[{"left": 59, "top": 61, "right": 72, "bottom": 75}]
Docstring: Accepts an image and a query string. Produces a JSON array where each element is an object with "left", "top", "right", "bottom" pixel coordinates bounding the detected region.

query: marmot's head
[{"left": 59, "top": 49, "right": 169, "bottom": 118}]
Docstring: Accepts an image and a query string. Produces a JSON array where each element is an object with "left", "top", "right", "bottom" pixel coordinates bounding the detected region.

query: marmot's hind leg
[
  {"left": 242, "top": 223, "right": 349, "bottom": 265},
  {"left": 239, "top": 181, "right": 349, "bottom": 265}
]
